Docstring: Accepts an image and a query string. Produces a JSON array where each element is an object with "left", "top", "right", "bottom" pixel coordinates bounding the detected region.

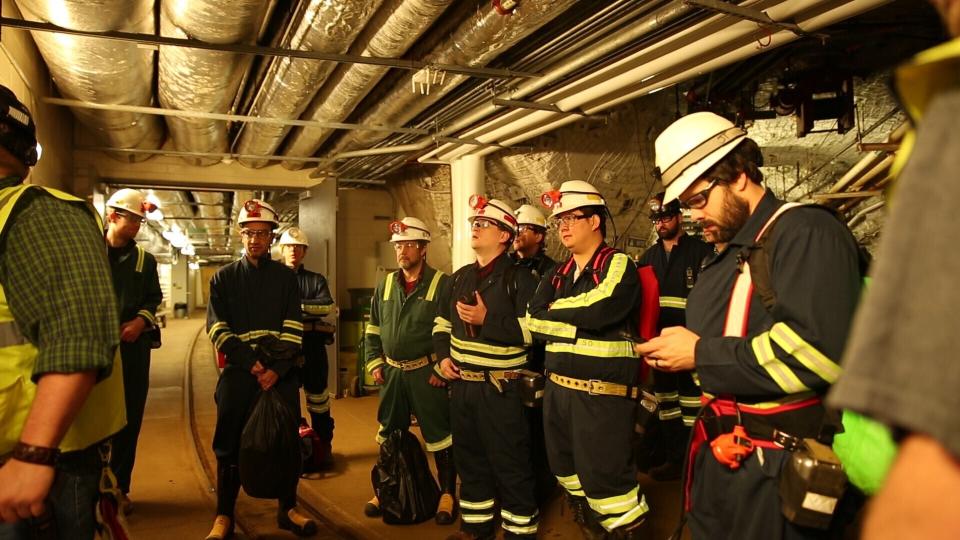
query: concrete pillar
[
  {"left": 450, "top": 155, "right": 485, "bottom": 271},
  {"left": 297, "top": 179, "right": 339, "bottom": 396},
  {"left": 170, "top": 255, "right": 190, "bottom": 317}
]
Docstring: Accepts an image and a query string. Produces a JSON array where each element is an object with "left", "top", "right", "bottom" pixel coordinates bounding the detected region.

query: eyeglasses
[
  {"left": 240, "top": 229, "right": 273, "bottom": 240},
  {"left": 554, "top": 213, "right": 590, "bottom": 227},
  {"left": 116, "top": 210, "right": 145, "bottom": 224},
  {"left": 679, "top": 180, "right": 719, "bottom": 210},
  {"left": 516, "top": 224, "right": 540, "bottom": 234},
  {"left": 393, "top": 241, "right": 421, "bottom": 251},
  {"left": 650, "top": 214, "right": 677, "bottom": 225},
  {"left": 471, "top": 219, "right": 497, "bottom": 230}
]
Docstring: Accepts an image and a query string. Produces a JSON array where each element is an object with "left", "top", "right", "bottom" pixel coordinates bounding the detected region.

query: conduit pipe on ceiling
[
  {"left": 322, "top": 0, "right": 581, "bottom": 158},
  {"left": 158, "top": 0, "right": 273, "bottom": 166},
  {"left": 233, "top": 0, "right": 386, "bottom": 168},
  {"left": 436, "top": 0, "right": 892, "bottom": 162},
  {"left": 826, "top": 121, "right": 906, "bottom": 193},
  {"left": 279, "top": 0, "right": 455, "bottom": 170},
  {"left": 308, "top": 1, "right": 692, "bottom": 168},
  {"left": 191, "top": 191, "right": 229, "bottom": 249},
  {"left": 14, "top": 0, "right": 164, "bottom": 161}
]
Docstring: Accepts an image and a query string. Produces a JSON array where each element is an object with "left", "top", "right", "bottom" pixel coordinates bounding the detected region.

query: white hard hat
[
  {"left": 655, "top": 112, "right": 747, "bottom": 204},
  {"left": 106, "top": 188, "right": 156, "bottom": 218},
  {"left": 238, "top": 199, "right": 279, "bottom": 228},
  {"left": 468, "top": 195, "right": 517, "bottom": 233},
  {"left": 389, "top": 217, "right": 431, "bottom": 243},
  {"left": 278, "top": 227, "right": 309, "bottom": 247},
  {"left": 540, "top": 180, "right": 605, "bottom": 217},
  {"left": 515, "top": 204, "right": 546, "bottom": 229}
]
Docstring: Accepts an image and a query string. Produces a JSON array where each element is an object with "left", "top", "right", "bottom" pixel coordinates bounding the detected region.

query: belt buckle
[{"left": 587, "top": 379, "right": 601, "bottom": 395}]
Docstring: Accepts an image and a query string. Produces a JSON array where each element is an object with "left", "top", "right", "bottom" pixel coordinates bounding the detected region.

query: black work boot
[
  {"left": 434, "top": 447, "right": 458, "bottom": 525},
  {"left": 567, "top": 495, "right": 608, "bottom": 540},
  {"left": 612, "top": 517, "right": 649, "bottom": 540}
]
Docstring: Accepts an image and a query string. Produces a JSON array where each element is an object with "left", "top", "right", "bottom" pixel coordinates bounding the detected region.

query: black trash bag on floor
[
  {"left": 371, "top": 430, "right": 439, "bottom": 525},
  {"left": 239, "top": 388, "right": 301, "bottom": 498}
]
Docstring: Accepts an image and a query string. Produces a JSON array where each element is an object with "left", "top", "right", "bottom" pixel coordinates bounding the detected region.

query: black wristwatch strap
[{"left": 11, "top": 442, "right": 60, "bottom": 467}]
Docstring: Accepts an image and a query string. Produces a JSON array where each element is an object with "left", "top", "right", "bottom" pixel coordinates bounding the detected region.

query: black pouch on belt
[
  {"left": 779, "top": 437, "right": 848, "bottom": 530},
  {"left": 515, "top": 369, "right": 545, "bottom": 408},
  {"left": 634, "top": 387, "right": 658, "bottom": 435}
]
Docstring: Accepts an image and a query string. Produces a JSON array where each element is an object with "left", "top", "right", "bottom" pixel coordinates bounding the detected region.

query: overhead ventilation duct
[
  {"left": 322, "top": 0, "right": 580, "bottom": 158},
  {"left": 191, "top": 191, "right": 230, "bottom": 250},
  {"left": 158, "top": 0, "right": 273, "bottom": 166},
  {"left": 14, "top": 0, "right": 164, "bottom": 161},
  {"left": 234, "top": 0, "right": 386, "bottom": 168},
  {"left": 279, "top": 0, "right": 455, "bottom": 170}
]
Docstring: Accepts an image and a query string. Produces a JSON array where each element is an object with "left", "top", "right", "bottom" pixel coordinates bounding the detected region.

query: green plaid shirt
[{"left": 0, "top": 177, "right": 119, "bottom": 381}]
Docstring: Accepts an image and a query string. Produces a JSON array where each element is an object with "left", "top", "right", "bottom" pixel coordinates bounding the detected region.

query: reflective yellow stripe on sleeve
[
  {"left": 433, "top": 316, "right": 452, "bottom": 335},
  {"left": 769, "top": 322, "right": 843, "bottom": 384},
  {"left": 525, "top": 314, "right": 577, "bottom": 340},
  {"left": 751, "top": 331, "right": 810, "bottom": 394},
  {"left": 364, "top": 324, "right": 381, "bottom": 336},
  {"left": 545, "top": 338, "right": 636, "bottom": 358},
  {"left": 383, "top": 273, "right": 395, "bottom": 301},
  {"left": 425, "top": 270, "right": 444, "bottom": 301},
  {"left": 659, "top": 296, "right": 687, "bottom": 309},
  {"left": 549, "top": 253, "right": 628, "bottom": 310}
]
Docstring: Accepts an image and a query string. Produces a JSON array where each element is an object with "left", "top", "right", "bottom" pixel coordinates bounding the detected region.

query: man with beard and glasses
[
  {"left": 363, "top": 217, "right": 456, "bottom": 526},
  {"left": 636, "top": 193, "right": 712, "bottom": 481},
  {"left": 635, "top": 112, "right": 862, "bottom": 539}
]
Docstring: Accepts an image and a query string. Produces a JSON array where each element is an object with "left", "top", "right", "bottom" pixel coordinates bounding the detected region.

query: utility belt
[
  {"left": 687, "top": 395, "right": 847, "bottom": 530},
  {"left": 459, "top": 367, "right": 544, "bottom": 407},
  {"left": 547, "top": 372, "right": 645, "bottom": 400},
  {"left": 385, "top": 355, "right": 432, "bottom": 371}
]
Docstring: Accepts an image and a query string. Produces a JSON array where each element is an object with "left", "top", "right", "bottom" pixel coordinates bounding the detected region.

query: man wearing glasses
[
  {"left": 635, "top": 193, "right": 713, "bottom": 482},
  {"left": 636, "top": 112, "right": 861, "bottom": 539},
  {"left": 527, "top": 180, "right": 648, "bottom": 540},
  {"left": 362, "top": 216, "right": 457, "bottom": 526},
  {"left": 510, "top": 204, "right": 557, "bottom": 281},
  {"left": 434, "top": 197, "right": 540, "bottom": 540},
  {"left": 206, "top": 199, "right": 316, "bottom": 539},
  {"left": 103, "top": 189, "right": 163, "bottom": 515}
]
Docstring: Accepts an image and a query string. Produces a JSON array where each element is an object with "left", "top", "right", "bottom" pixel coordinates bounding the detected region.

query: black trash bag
[
  {"left": 371, "top": 430, "right": 440, "bottom": 525},
  {"left": 239, "top": 388, "right": 301, "bottom": 498}
]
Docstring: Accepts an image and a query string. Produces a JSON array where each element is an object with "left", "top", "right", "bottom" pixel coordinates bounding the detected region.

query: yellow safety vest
[{"left": 0, "top": 184, "right": 126, "bottom": 454}]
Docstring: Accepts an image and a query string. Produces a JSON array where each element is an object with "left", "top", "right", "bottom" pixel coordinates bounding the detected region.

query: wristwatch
[{"left": 11, "top": 442, "right": 60, "bottom": 467}]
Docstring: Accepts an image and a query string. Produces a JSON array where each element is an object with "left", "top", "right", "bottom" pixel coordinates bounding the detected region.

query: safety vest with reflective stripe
[{"left": 0, "top": 184, "right": 126, "bottom": 455}]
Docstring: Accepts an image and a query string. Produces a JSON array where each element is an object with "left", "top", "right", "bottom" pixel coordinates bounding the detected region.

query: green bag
[{"left": 833, "top": 410, "right": 898, "bottom": 494}]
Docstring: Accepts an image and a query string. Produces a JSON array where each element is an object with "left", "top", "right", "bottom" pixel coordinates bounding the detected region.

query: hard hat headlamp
[
  {"left": 142, "top": 200, "right": 158, "bottom": 214},
  {"left": 540, "top": 190, "right": 562, "bottom": 209},
  {"left": 243, "top": 199, "right": 262, "bottom": 217},
  {"left": 468, "top": 194, "right": 488, "bottom": 210},
  {"left": 389, "top": 219, "right": 429, "bottom": 237}
]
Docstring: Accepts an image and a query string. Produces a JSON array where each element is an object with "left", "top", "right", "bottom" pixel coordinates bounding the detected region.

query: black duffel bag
[
  {"left": 371, "top": 430, "right": 439, "bottom": 525},
  {"left": 239, "top": 388, "right": 301, "bottom": 498}
]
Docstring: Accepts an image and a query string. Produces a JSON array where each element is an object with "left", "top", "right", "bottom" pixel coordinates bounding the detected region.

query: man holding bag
[{"left": 205, "top": 199, "right": 315, "bottom": 539}]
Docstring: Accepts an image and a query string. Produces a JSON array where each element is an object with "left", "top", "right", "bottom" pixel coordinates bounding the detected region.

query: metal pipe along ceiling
[
  {"left": 14, "top": 0, "right": 164, "bottom": 161},
  {"left": 158, "top": 0, "right": 272, "bottom": 166},
  {"left": 233, "top": 0, "right": 386, "bottom": 169},
  {"left": 322, "top": 0, "right": 581, "bottom": 158},
  {"left": 279, "top": 0, "right": 455, "bottom": 170},
  {"left": 191, "top": 191, "right": 229, "bottom": 249}
]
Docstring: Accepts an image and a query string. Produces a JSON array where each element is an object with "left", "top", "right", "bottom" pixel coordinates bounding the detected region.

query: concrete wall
[
  {"left": 0, "top": 2, "right": 74, "bottom": 191},
  {"left": 336, "top": 188, "right": 394, "bottom": 310}
]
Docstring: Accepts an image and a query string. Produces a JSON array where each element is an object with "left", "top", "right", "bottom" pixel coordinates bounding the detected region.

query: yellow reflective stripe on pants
[
  {"left": 364, "top": 324, "right": 380, "bottom": 335},
  {"left": 525, "top": 314, "right": 577, "bottom": 340},
  {"left": 751, "top": 331, "right": 810, "bottom": 394},
  {"left": 655, "top": 391, "right": 679, "bottom": 401},
  {"left": 460, "top": 498, "right": 496, "bottom": 510},
  {"left": 550, "top": 253, "right": 629, "bottom": 310},
  {"left": 501, "top": 509, "right": 538, "bottom": 525},
  {"left": 769, "top": 322, "right": 843, "bottom": 383},
  {"left": 597, "top": 499, "right": 649, "bottom": 531},
  {"left": 588, "top": 485, "right": 645, "bottom": 516},
  {"left": 556, "top": 473, "right": 585, "bottom": 497},
  {"left": 462, "top": 514, "right": 495, "bottom": 523},
  {"left": 659, "top": 408, "right": 681, "bottom": 421},
  {"left": 546, "top": 338, "right": 636, "bottom": 358}
]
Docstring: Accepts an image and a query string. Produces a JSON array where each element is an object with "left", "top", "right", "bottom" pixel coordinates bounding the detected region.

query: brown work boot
[
  {"left": 277, "top": 507, "right": 318, "bottom": 537},
  {"left": 204, "top": 515, "right": 233, "bottom": 540},
  {"left": 435, "top": 492, "right": 457, "bottom": 525},
  {"left": 363, "top": 495, "right": 382, "bottom": 517}
]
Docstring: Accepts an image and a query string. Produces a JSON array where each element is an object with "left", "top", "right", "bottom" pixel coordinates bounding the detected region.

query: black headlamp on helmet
[
  {"left": 0, "top": 86, "right": 39, "bottom": 168},
  {"left": 648, "top": 192, "right": 681, "bottom": 220}
]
